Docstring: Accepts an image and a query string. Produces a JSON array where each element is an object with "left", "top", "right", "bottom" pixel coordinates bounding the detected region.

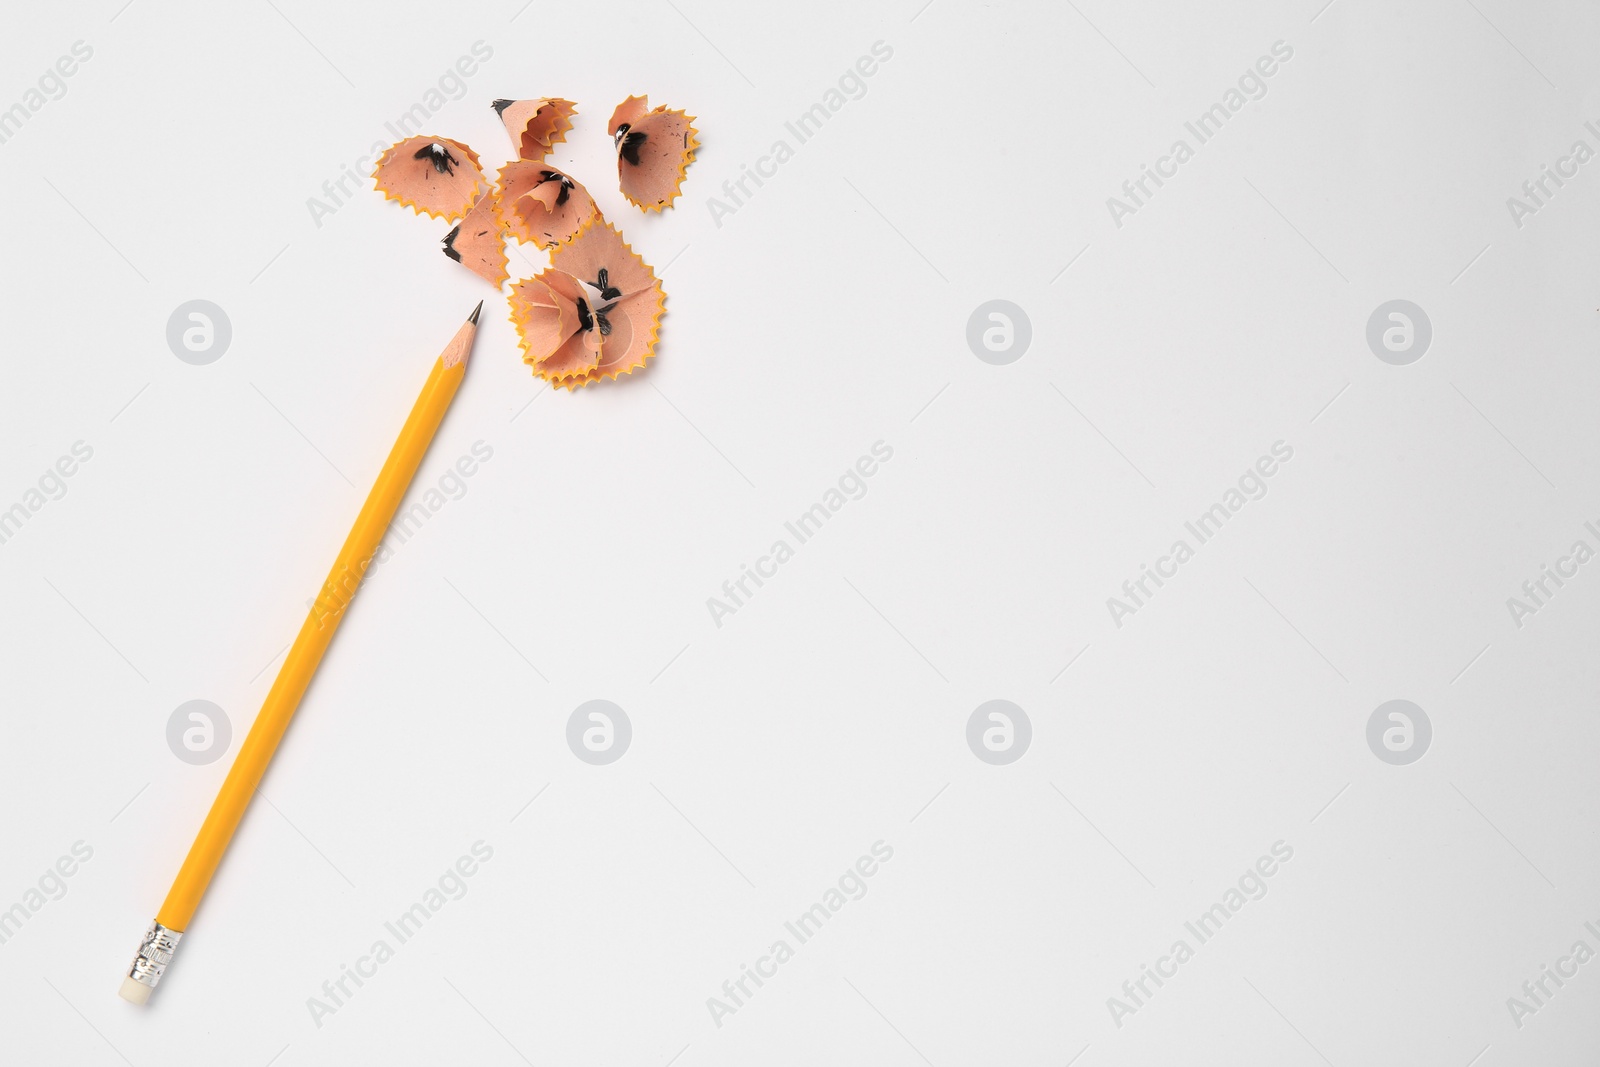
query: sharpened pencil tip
[{"left": 468, "top": 300, "right": 483, "bottom": 325}]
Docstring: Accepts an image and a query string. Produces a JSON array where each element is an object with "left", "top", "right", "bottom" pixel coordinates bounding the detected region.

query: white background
[{"left": 1, "top": 0, "right": 1598, "bottom": 1064}]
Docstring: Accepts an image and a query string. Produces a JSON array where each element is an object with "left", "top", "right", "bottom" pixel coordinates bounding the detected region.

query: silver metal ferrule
[{"left": 126, "top": 921, "right": 183, "bottom": 992}]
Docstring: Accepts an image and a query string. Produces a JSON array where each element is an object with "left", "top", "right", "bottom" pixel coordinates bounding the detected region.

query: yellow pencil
[{"left": 119, "top": 302, "right": 483, "bottom": 1004}]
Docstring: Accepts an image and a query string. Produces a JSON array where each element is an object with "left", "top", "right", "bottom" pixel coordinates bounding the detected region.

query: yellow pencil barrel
[
  {"left": 157, "top": 357, "right": 464, "bottom": 930},
  {"left": 121, "top": 307, "right": 478, "bottom": 1005}
]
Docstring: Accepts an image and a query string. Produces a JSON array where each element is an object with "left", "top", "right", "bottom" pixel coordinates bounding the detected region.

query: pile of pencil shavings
[{"left": 371, "top": 95, "right": 697, "bottom": 390}]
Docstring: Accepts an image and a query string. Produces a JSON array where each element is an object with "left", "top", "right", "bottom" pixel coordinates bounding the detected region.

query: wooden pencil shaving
[
  {"left": 372, "top": 136, "right": 487, "bottom": 221},
  {"left": 496, "top": 160, "right": 599, "bottom": 249},
  {"left": 442, "top": 188, "right": 508, "bottom": 285},
  {"left": 493, "top": 97, "right": 577, "bottom": 160},
  {"left": 609, "top": 95, "right": 698, "bottom": 212},
  {"left": 509, "top": 218, "right": 662, "bottom": 389}
]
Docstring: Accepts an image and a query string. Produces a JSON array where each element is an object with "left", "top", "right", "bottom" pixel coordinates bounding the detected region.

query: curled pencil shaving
[
  {"left": 510, "top": 218, "right": 663, "bottom": 390},
  {"left": 441, "top": 187, "right": 508, "bottom": 286},
  {"left": 492, "top": 97, "right": 577, "bottom": 160},
  {"left": 372, "top": 136, "right": 487, "bottom": 221},
  {"left": 496, "top": 160, "right": 598, "bottom": 248},
  {"left": 609, "top": 95, "right": 698, "bottom": 212}
]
